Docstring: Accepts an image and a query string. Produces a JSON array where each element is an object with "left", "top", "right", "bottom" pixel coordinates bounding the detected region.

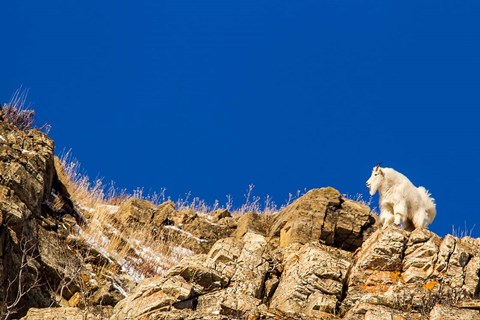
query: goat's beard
[{"left": 368, "top": 184, "right": 378, "bottom": 196}]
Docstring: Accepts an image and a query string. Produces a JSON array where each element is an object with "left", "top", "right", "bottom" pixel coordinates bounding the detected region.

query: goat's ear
[{"left": 378, "top": 169, "right": 384, "bottom": 176}]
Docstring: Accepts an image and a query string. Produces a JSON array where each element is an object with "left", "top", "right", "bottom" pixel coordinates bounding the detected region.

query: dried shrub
[
  {"left": 1, "top": 88, "right": 51, "bottom": 133},
  {"left": 419, "top": 284, "right": 473, "bottom": 316}
]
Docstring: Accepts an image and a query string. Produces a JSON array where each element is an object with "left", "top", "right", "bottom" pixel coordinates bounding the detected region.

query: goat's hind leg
[{"left": 412, "top": 209, "right": 429, "bottom": 229}]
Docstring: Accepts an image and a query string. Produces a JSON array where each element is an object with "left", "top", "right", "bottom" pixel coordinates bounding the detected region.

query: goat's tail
[{"left": 418, "top": 186, "right": 437, "bottom": 223}]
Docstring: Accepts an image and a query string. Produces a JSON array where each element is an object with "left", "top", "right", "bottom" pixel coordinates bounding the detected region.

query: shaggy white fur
[{"left": 366, "top": 165, "right": 436, "bottom": 230}]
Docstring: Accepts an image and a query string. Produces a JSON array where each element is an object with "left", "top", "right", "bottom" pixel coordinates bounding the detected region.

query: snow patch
[
  {"left": 164, "top": 225, "right": 208, "bottom": 243},
  {"left": 112, "top": 281, "right": 128, "bottom": 297},
  {"left": 77, "top": 203, "right": 95, "bottom": 213},
  {"left": 99, "top": 204, "right": 119, "bottom": 214}
]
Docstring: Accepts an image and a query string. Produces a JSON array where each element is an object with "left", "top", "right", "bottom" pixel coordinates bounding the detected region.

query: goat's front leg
[
  {"left": 393, "top": 200, "right": 407, "bottom": 226},
  {"left": 379, "top": 203, "right": 394, "bottom": 227}
]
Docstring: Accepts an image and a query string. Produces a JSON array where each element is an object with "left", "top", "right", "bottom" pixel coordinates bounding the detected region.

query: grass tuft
[
  {"left": 451, "top": 222, "right": 476, "bottom": 238},
  {"left": 1, "top": 88, "right": 51, "bottom": 133}
]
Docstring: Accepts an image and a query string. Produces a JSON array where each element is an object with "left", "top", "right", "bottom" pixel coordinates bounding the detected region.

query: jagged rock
[
  {"left": 37, "top": 226, "right": 84, "bottom": 300},
  {"left": 157, "top": 219, "right": 234, "bottom": 254},
  {"left": 0, "top": 120, "right": 122, "bottom": 318},
  {"left": 209, "top": 209, "right": 231, "bottom": 223},
  {"left": 343, "top": 225, "right": 480, "bottom": 318},
  {"left": 460, "top": 236, "right": 480, "bottom": 257},
  {"left": 403, "top": 228, "right": 441, "bottom": 283},
  {"left": 110, "top": 232, "right": 273, "bottom": 319},
  {"left": 181, "top": 212, "right": 236, "bottom": 251},
  {"left": 233, "top": 211, "right": 268, "bottom": 238},
  {"left": 269, "top": 187, "right": 377, "bottom": 252},
  {"left": 355, "top": 226, "right": 408, "bottom": 271},
  {"left": 110, "top": 275, "right": 195, "bottom": 319},
  {"left": 108, "top": 188, "right": 480, "bottom": 320},
  {"left": 166, "top": 254, "right": 229, "bottom": 294},
  {"left": 197, "top": 232, "right": 271, "bottom": 318},
  {"left": 116, "top": 198, "right": 236, "bottom": 255},
  {"left": 20, "top": 307, "right": 111, "bottom": 320},
  {"left": 270, "top": 242, "right": 352, "bottom": 318},
  {"left": 204, "top": 237, "right": 243, "bottom": 279},
  {"left": 2, "top": 115, "right": 480, "bottom": 320},
  {"left": 89, "top": 281, "right": 124, "bottom": 306},
  {"left": 0, "top": 122, "right": 55, "bottom": 230},
  {"left": 68, "top": 292, "right": 82, "bottom": 307},
  {"left": 342, "top": 226, "right": 408, "bottom": 312},
  {"left": 116, "top": 197, "right": 156, "bottom": 227},
  {"left": 342, "top": 302, "right": 426, "bottom": 320},
  {"left": 464, "top": 257, "right": 480, "bottom": 297},
  {"left": 171, "top": 208, "right": 198, "bottom": 226},
  {"left": 0, "top": 121, "right": 60, "bottom": 317},
  {"left": 152, "top": 200, "right": 177, "bottom": 225},
  {"left": 456, "top": 300, "right": 480, "bottom": 310},
  {"left": 429, "top": 304, "right": 480, "bottom": 320}
]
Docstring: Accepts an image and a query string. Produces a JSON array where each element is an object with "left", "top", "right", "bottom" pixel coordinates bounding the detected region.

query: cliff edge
[{"left": 0, "top": 117, "right": 478, "bottom": 320}]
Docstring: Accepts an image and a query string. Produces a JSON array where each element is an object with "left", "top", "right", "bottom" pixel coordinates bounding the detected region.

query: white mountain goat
[{"left": 366, "top": 164, "right": 436, "bottom": 230}]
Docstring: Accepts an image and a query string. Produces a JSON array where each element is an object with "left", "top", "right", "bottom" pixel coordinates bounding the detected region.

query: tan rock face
[
  {"left": 113, "top": 198, "right": 236, "bottom": 255},
  {"left": 269, "top": 187, "right": 377, "bottom": 251},
  {"left": 110, "top": 188, "right": 480, "bottom": 320},
  {"left": 111, "top": 232, "right": 273, "bottom": 319},
  {"left": 270, "top": 242, "right": 352, "bottom": 317},
  {"left": 0, "top": 121, "right": 58, "bottom": 318},
  {"left": 343, "top": 226, "right": 480, "bottom": 319},
  {"left": 233, "top": 211, "right": 268, "bottom": 238},
  {"left": 0, "top": 121, "right": 120, "bottom": 319},
  {"left": 20, "top": 307, "right": 102, "bottom": 320},
  {"left": 0, "top": 122, "right": 55, "bottom": 230},
  {"left": 429, "top": 304, "right": 480, "bottom": 320},
  {"left": 117, "top": 198, "right": 156, "bottom": 226},
  {"left": 0, "top": 123, "right": 478, "bottom": 320}
]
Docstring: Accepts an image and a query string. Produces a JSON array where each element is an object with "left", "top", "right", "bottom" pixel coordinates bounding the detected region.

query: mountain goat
[{"left": 366, "top": 164, "right": 436, "bottom": 230}]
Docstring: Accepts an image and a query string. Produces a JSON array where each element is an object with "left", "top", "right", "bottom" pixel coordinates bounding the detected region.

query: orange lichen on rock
[
  {"left": 422, "top": 280, "right": 439, "bottom": 290},
  {"left": 364, "top": 271, "right": 402, "bottom": 286}
]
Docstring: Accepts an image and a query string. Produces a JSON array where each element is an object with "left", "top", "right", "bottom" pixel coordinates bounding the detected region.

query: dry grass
[
  {"left": 57, "top": 151, "right": 197, "bottom": 281},
  {"left": 451, "top": 222, "right": 476, "bottom": 238},
  {"left": 1, "top": 88, "right": 51, "bottom": 133},
  {"left": 418, "top": 283, "right": 474, "bottom": 316},
  {"left": 56, "top": 151, "right": 309, "bottom": 284}
]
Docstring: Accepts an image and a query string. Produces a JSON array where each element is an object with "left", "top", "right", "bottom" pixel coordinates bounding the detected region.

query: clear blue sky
[{"left": 1, "top": 1, "right": 479, "bottom": 237}]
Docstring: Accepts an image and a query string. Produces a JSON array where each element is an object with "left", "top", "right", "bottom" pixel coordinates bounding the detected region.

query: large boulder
[
  {"left": 116, "top": 198, "right": 156, "bottom": 227},
  {"left": 0, "top": 121, "right": 57, "bottom": 317},
  {"left": 269, "top": 188, "right": 377, "bottom": 251},
  {"left": 429, "top": 304, "right": 480, "bottom": 320},
  {"left": 0, "top": 120, "right": 118, "bottom": 319},
  {"left": 109, "top": 188, "right": 480, "bottom": 320},
  {"left": 111, "top": 232, "right": 273, "bottom": 319},
  {"left": 20, "top": 307, "right": 107, "bottom": 320},
  {"left": 0, "top": 121, "right": 55, "bottom": 230},
  {"left": 343, "top": 225, "right": 480, "bottom": 318},
  {"left": 270, "top": 242, "right": 352, "bottom": 318}
]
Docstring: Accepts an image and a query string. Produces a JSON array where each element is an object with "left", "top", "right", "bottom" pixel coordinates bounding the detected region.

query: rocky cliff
[{"left": 0, "top": 117, "right": 479, "bottom": 320}]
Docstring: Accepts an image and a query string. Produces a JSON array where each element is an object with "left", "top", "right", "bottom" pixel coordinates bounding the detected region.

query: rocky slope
[{"left": 0, "top": 117, "right": 479, "bottom": 319}]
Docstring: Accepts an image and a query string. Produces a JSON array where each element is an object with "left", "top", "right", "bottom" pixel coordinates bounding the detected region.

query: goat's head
[{"left": 366, "top": 163, "right": 384, "bottom": 195}]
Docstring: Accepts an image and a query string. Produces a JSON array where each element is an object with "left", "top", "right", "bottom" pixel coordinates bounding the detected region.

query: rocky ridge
[{"left": 0, "top": 117, "right": 478, "bottom": 319}]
